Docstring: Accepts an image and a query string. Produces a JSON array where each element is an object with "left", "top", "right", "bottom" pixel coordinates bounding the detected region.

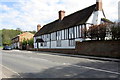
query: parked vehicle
[{"left": 3, "top": 46, "right": 12, "bottom": 50}]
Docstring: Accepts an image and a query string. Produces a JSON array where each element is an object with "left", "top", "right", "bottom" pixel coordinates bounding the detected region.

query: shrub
[{"left": 87, "top": 22, "right": 120, "bottom": 40}]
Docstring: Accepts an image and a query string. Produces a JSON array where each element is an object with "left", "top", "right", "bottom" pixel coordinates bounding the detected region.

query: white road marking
[
  {"left": 0, "top": 64, "right": 23, "bottom": 78},
  {"left": 62, "top": 63, "right": 120, "bottom": 75},
  {"left": 72, "top": 64, "right": 120, "bottom": 75},
  {"left": 29, "top": 57, "right": 52, "bottom": 63},
  {"left": 10, "top": 50, "right": 33, "bottom": 53}
]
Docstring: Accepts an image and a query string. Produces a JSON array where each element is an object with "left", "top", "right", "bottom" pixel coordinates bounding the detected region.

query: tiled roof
[
  {"left": 34, "top": 4, "right": 96, "bottom": 37},
  {"left": 101, "top": 18, "right": 114, "bottom": 24},
  {"left": 12, "top": 32, "right": 34, "bottom": 40}
]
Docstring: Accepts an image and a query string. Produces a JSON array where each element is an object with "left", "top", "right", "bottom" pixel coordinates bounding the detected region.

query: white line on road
[
  {"left": 29, "top": 57, "right": 50, "bottom": 62},
  {"left": 0, "top": 64, "right": 23, "bottom": 78},
  {"left": 72, "top": 64, "right": 120, "bottom": 75}
]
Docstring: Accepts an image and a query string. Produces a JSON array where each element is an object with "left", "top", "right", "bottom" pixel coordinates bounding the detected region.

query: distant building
[
  {"left": 12, "top": 32, "right": 34, "bottom": 49},
  {"left": 34, "top": 0, "right": 106, "bottom": 49},
  {"left": 118, "top": 1, "right": 120, "bottom": 22}
]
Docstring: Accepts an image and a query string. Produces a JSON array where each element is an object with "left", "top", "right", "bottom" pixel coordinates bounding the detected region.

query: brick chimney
[
  {"left": 37, "top": 24, "right": 41, "bottom": 32},
  {"left": 96, "top": 0, "right": 102, "bottom": 11},
  {"left": 59, "top": 10, "right": 65, "bottom": 20}
]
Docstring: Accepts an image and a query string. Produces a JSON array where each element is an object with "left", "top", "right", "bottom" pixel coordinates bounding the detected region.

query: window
[
  {"left": 57, "top": 31, "right": 62, "bottom": 40},
  {"left": 62, "top": 30, "right": 64, "bottom": 40},
  {"left": 74, "top": 27, "right": 77, "bottom": 38},
  {"left": 69, "top": 39, "right": 75, "bottom": 46},
  {"left": 41, "top": 42, "right": 47, "bottom": 47},
  {"left": 51, "top": 32, "right": 56, "bottom": 41},
  {"left": 47, "top": 34, "right": 50, "bottom": 41},
  {"left": 76, "top": 26, "right": 78, "bottom": 38},
  {"left": 69, "top": 27, "right": 74, "bottom": 39},
  {"left": 65, "top": 29, "right": 68, "bottom": 39},
  {"left": 44, "top": 42, "right": 47, "bottom": 47},
  {"left": 56, "top": 40, "right": 61, "bottom": 47},
  {"left": 78, "top": 26, "right": 80, "bottom": 37},
  {"left": 44, "top": 35, "right": 46, "bottom": 42},
  {"left": 57, "top": 31, "right": 59, "bottom": 40},
  {"left": 64, "top": 29, "right": 66, "bottom": 39},
  {"left": 41, "top": 43, "right": 43, "bottom": 46},
  {"left": 42, "top": 35, "right": 44, "bottom": 39},
  {"left": 81, "top": 25, "right": 85, "bottom": 38},
  {"left": 77, "top": 25, "right": 82, "bottom": 38}
]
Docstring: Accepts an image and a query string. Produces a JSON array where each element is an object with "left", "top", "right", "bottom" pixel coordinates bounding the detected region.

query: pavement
[
  {"left": 1, "top": 48, "right": 119, "bottom": 62},
  {"left": 0, "top": 49, "right": 120, "bottom": 78},
  {"left": 18, "top": 50, "right": 120, "bottom": 62},
  {"left": 36, "top": 51, "right": 120, "bottom": 62}
]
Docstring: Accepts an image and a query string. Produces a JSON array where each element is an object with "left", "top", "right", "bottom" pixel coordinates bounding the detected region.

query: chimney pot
[
  {"left": 37, "top": 24, "right": 41, "bottom": 31},
  {"left": 96, "top": 0, "right": 102, "bottom": 11},
  {"left": 59, "top": 10, "right": 65, "bottom": 20}
]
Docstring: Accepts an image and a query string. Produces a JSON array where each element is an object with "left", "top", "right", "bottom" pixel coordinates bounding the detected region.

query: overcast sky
[{"left": 0, "top": 0, "right": 119, "bottom": 31}]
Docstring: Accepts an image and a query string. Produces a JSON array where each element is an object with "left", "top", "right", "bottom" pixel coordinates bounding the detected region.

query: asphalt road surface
[{"left": 0, "top": 49, "right": 120, "bottom": 78}]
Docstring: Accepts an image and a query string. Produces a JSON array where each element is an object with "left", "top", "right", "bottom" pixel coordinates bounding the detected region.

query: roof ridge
[{"left": 34, "top": 4, "right": 96, "bottom": 37}]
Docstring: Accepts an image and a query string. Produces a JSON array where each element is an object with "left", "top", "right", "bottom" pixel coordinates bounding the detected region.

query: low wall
[
  {"left": 28, "top": 48, "right": 76, "bottom": 54},
  {"left": 28, "top": 41, "right": 120, "bottom": 58},
  {"left": 76, "top": 40, "right": 120, "bottom": 58}
]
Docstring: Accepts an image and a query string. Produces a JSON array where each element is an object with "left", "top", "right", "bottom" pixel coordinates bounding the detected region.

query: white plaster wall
[
  {"left": 61, "top": 40, "right": 68, "bottom": 48},
  {"left": 50, "top": 40, "right": 75, "bottom": 49},
  {"left": 34, "top": 37, "right": 37, "bottom": 48},
  {"left": 47, "top": 42, "right": 50, "bottom": 48},
  {"left": 39, "top": 42, "right": 50, "bottom": 49},
  {"left": 34, "top": 43, "right": 37, "bottom": 48},
  {"left": 33, "top": 40, "right": 76, "bottom": 49},
  {"left": 62, "top": 30, "right": 64, "bottom": 39},
  {"left": 75, "top": 38, "right": 84, "bottom": 42},
  {"left": 92, "top": 11, "right": 98, "bottom": 25},
  {"left": 51, "top": 41, "right": 56, "bottom": 48},
  {"left": 38, "top": 43, "right": 41, "bottom": 48},
  {"left": 54, "top": 46, "right": 75, "bottom": 49},
  {"left": 17, "top": 42, "right": 20, "bottom": 48},
  {"left": 86, "top": 12, "right": 94, "bottom": 24},
  {"left": 92, "top": 11, "right": 104, "bottom": 25},
  {"left": 34, "top": 37, "right": 36, "bottom": 43},
  {"left": 61, "top": 40, "right": 75, "bottom": 49}
]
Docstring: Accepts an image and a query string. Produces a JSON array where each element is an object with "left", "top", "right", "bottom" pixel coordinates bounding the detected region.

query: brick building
[{"left": 12, "top": 32, "right": 34, "bottom": 49}]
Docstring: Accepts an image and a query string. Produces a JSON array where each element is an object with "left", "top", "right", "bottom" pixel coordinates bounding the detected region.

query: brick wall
[
  {"left": 29, "top": 48, "right": 76, "bottom": 54},
  {"left": 76, "top": 40, "right": 120, "bottom": 58}
]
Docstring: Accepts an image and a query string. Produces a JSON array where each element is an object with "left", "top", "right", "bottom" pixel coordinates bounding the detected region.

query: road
[{"left": 0, "top": 49, "right": 120, "bottom": 78}]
